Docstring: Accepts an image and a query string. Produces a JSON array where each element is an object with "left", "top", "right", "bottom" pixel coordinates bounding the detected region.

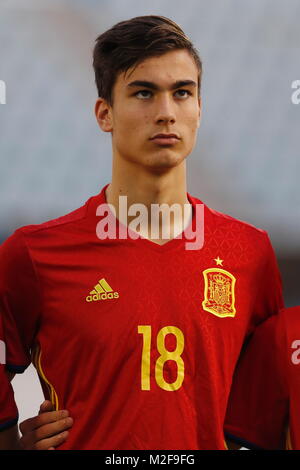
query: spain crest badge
[{"left": 202, "top": 268, "right": 236, "bottom": 318}]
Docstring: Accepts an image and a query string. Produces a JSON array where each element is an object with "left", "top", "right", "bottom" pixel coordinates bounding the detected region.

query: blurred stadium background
[{"left": 1, "top": 0, "right": 299, "bottom": 431}]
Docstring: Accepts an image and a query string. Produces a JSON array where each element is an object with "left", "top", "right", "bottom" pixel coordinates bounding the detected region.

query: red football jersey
[
  {"left": 0, "top": 314, "right": 18, "bottom": 432},
  {"left": 225, "top": 306, "right": 300, "bottom": 450},
  {"left": 0, "top": 184, "right": 283, "bottom": 449}
]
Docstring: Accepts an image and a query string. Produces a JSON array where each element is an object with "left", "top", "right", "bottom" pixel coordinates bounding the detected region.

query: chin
[{"left": 146, "top": 150, "right": 186, "bottom": 169}]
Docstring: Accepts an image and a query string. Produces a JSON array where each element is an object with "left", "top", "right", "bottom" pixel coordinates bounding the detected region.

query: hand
[{"left": 19, "top": 400, "right": 73, "bottom": 450}]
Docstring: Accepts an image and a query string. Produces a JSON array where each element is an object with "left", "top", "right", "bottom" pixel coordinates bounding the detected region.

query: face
[{"left": 95, "top": 49, "right": 201, "bottom": 171}]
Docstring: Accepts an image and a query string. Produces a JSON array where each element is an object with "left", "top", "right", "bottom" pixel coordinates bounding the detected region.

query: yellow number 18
[{"left": 138, "top": 325, "right": 185, "bottom": 391}]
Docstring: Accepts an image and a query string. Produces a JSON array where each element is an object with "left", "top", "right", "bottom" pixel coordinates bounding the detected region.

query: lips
[{"left": 150, "top": 134, "right": 180, "bottom": 145}]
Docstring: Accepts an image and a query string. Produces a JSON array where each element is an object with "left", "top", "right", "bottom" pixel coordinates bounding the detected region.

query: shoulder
[
  {"left": 191, "top": 194, "right": 272, "bottom": 249},
  {"left": 253, "top": 309, "right": 291, "bottom": 352},
  {"left": 18, "top": 196, "right": 93, "bottom": 238},
  {"left": 0, "top": 194, "right": 96, "bottom": 263},
  {"left": 280, "top": 306, "right": 300, "bottom": 334},
  {"left": 259, "top": 308, "right": 300, "bottom": 346}
]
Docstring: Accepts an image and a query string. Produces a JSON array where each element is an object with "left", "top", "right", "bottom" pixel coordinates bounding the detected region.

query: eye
[
  {"left": 174, "top": 89, "right": 192, "bottom": 99},
  {"left": 135, "top": 90, "right": 153, "bottom": 99}
]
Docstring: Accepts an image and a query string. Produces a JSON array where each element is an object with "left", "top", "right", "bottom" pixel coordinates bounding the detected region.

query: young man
[
  {"left": 0, "top": 15, "right": 284, "bottom": 450},
  {"left": 225, "top": 306, "right": 300, "bottom": 450}
]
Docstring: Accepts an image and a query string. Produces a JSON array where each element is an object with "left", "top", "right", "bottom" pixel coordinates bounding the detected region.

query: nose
[{"left": 154, "top": 94, "right": 176, "bottom": 125}]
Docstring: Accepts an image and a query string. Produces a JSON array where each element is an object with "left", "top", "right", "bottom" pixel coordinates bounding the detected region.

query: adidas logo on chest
[{"left": 86, "top": 278, "right": 119, "bottom": 302}]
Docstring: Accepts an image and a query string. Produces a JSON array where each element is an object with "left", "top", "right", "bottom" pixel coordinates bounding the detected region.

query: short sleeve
[
  {"left": 0, "top": 229, "right": 42, "bottom": 372},
  {"left": 249, "top": 232, "right": 284, "bottom": 332},
  {"left": 225, "top": 312, "right": 289, "bottom": 449}
]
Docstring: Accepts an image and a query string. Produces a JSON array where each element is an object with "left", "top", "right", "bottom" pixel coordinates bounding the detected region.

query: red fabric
[
  {"left": 225, "top": 307, "right": 300, "bottom": 450},
  {"left": 0, "top": 313, "right": 18, "bottom": 431},
  {"left": 0, "top": 184, "right": 283, "bottom": 448},
  {"left": 287, "top": 307, "right": 300, "bottom": 450}
]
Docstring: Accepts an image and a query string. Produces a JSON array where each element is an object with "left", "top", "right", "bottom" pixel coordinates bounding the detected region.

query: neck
[{"left": 105, "top": 157, "right": 192, "bottom": 243}]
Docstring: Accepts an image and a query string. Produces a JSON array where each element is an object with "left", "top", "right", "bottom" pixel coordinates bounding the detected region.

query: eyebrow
[{"left": 126, "top": 80, "right": 197, "bottom": 90}]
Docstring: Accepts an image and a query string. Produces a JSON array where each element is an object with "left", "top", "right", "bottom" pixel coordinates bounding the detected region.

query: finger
[
  {"left": 19, "top": 412, "right": 73, "bottom": 450},
  {"left": 19, "top": 409, "right": 70, "bottom": 435},
  {"left": 39, "top": 402, "right": 54, "bottom": 415},
  {"left": 34, "top": 417, "right": 73, "bottom": 441},
  {"left": 20, "top": 416, "right": 73, "bottom": 445},
  {"left": 39, "top": 401, "right": 54, "bottom": 414},
  {"left": 20, "top": 430, "right": 70, "bottom": 451}
]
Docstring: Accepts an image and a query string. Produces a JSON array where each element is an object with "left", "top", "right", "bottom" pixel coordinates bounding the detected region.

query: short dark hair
[{"left": 93, "top": 15, "right": 202, "bottom": 105}]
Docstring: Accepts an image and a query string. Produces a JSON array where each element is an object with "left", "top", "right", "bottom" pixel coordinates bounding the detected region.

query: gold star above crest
[{"left": 214, "top": 256, "right": 224, "bottom": 266}]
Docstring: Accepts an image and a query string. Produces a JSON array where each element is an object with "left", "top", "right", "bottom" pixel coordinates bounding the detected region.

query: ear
[
  {"left": 197, "top": 96, "right": 202, "bottom": 128},
  {"left": 94, "top": 98, "right": 113, "bottom": 132}
]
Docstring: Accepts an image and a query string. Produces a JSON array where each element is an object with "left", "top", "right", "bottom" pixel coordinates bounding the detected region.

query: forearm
[{"left": 0, "top": 424, "right": 22, "bottom": 450}]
